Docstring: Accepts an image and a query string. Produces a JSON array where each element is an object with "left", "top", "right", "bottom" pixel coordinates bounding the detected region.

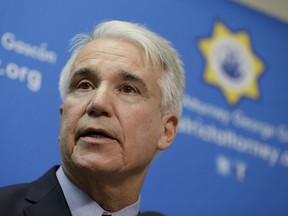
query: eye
[
  {"left": 120, "top": 85, "right": 138, "bottom": 94},
  {"left": 77, "top": 80, "right": 94, "bottom": 90}
]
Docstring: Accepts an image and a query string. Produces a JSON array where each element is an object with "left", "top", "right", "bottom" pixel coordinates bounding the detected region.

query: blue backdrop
[{"left": 1, "top": 0, "right": 288, "bottom": 215}]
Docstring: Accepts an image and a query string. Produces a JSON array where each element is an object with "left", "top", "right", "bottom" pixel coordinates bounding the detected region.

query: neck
[{"left": 62, "top": 165, "right": 148, "bottom": 212}]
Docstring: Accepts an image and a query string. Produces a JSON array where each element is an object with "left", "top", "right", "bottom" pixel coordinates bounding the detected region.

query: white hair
[{"left": 59, "top": 20, "right": 185, "bottom": 117}]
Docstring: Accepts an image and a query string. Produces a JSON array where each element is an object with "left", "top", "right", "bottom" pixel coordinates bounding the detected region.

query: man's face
[{"left": 59, "top": 38, "right": 177, "bottom": 177}]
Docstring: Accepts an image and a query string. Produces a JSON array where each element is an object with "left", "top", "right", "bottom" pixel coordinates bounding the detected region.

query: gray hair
[{"left": 59, "top": 20, "right": 185, "bottom": 117}]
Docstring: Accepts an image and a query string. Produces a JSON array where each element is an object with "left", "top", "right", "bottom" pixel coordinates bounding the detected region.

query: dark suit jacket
[
  {"left": 0, "top": 166, "right": 163, "bottom": 216},
  {"left": 0, "top": 166, "right": 72, "bottom": 216}
]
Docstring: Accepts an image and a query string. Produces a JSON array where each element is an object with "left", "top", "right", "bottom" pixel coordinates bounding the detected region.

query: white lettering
[
  {"left": 232, "top": 109, "right": 275, "bottom": 140},
  {"left": 280, "top": 151, "right": 288, "bottom": 167},
  {"left": 1, "top": 62, "right": 42, "bottom": 92},
  {"left": 179, "top": 116, "right": 281, "bottom": 167},
  {"left": 1, "top": 32, "right": 14, "bottom": 50},
  {"left": 18, "top": 66, "right": 29, "bottom": 82},
  {"left": 1, "top": 32, "right": 57, "bottom": 64},
  {"left": 6, "top": 63, "right": 19, "bottom": 80},
  {"left": 183, "top": 94, "right": 230, "bottom": 125},
  {"left": 182, "top": 94, "right": 288, "bottom": 144},
  {"left": 27, "top": 70, "right": 42, "bottom": 92},
  {"left": 277, "top": 124, "right": 288, "bottom": 144}
]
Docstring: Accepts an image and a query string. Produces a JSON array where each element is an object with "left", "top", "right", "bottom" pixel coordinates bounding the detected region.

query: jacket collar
[{"left": 24, "top": 166, "right": 71, "bottom": 216}]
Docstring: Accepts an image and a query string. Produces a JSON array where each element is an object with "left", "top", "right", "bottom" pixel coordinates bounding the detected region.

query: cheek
[
  {"left": 60, "top": 103, "right": 84, "bottom": 144},
  {"left": 125, "top": 109, "right": 153, "bottom": 131},
  {"left": 60, "top": 108, "right": 76, "bottom": 134},
  {"left": 124, "top": 109, "right": 162, "bottom": 152},
  {"left": 59, "top": 103, "right": 86, "bottom": 163}
]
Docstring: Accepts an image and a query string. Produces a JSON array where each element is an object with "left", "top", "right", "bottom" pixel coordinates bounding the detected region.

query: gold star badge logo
[{"left": 198, "top": 22, "right": 264, "bottom": 105}]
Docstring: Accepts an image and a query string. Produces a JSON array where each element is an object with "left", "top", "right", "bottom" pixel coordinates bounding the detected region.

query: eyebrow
[
  {"left": 70, "top": 68, "right": 96, "bottom": 80},
  {"left": 118, "top": 71, "right": 148, "bottom": 92}
]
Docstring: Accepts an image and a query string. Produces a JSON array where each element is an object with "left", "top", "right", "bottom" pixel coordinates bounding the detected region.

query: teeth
[{"left": 91, "top": 134, "right": 107, "bottom": 138}]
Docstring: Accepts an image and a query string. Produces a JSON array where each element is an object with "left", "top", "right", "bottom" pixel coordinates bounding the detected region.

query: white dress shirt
[{"left": 56, "top": 166, "right": 140, "bottom": 216}]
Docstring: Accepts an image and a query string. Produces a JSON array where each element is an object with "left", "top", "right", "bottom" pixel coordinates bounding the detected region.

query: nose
[{"left": 86, "top": 85, "right": 113, "bottom": 117}]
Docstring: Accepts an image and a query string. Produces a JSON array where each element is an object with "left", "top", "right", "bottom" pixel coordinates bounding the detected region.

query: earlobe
[{"left": 157, "top": 114, "right": 178, "bottom": 150}]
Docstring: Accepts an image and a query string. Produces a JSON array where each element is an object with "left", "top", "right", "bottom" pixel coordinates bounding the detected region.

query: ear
[
  {"left": 157, "top": 114, "right": 179, "bottom": 150},
  {"left": 59, "top": 104, "right": 64, "bottom": 115}
]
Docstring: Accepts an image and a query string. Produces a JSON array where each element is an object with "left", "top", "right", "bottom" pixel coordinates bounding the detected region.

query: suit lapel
[{"left": 23, "top": 166, "right": 72, "bottom": 216}]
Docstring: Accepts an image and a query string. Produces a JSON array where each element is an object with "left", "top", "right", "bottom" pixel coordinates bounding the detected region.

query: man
[{"left": 0, "top": 20, "right": 185, "bottom": 216}]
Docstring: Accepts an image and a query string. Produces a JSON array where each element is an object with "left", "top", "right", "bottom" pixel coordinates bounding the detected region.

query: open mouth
[
  {"left": 78, "top": 128, "right": 115, "bottom": 140},
  {"left": 82, "top": 130, "right": 111, "bottom": 139}
]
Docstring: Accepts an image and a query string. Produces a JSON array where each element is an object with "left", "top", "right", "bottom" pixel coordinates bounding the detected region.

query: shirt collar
[{"left": 56, "top": 166, "right": 140, "bottom": 216}]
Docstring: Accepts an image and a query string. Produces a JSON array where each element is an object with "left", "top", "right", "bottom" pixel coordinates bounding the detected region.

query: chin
[{"left": 72, "top": 154, "right": 120, "bottom": 174}]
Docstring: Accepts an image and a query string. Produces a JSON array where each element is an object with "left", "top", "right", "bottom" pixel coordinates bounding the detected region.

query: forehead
[{"left": 72, "top": 38, "right": 150, "bottom": 71}]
